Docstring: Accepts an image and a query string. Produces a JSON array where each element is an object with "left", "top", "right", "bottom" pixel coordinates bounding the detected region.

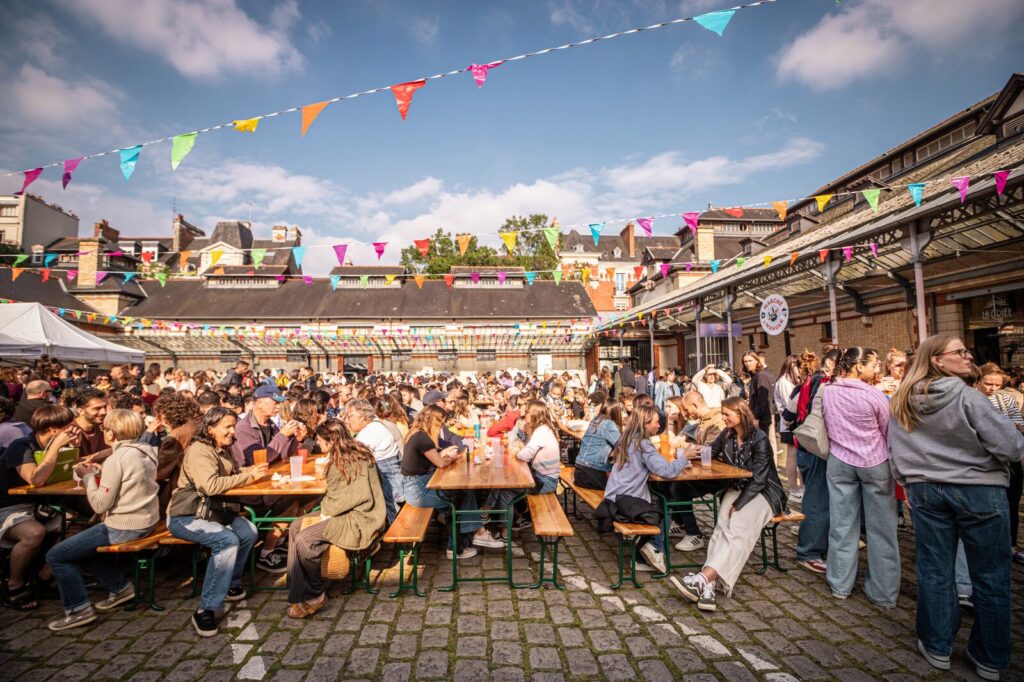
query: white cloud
[
  {"left": 409, "top": 15, "right": 440, "bottom": 47},
  {"left": 775, "top": 0, "right": 1024, "bottom": 91},
  {"left": 4, "top": 64, "right": 123, "bottom": 132},
  {"left": 64, "top": 0, "right": 305, "bottom": 80}
]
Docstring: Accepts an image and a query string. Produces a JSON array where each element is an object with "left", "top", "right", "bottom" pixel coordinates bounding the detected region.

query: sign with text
[
  {"left": 698, "top": 322, "right": 743, "bottom": 338},
  {"left": 477, "top": 349, "right": 496, "bottom": 362},
  {"left": 437, "top": 348, "right": 458, "bottom": 362},
  {"left": 759, "top": 293, "right": 789, "bottom": 336}
]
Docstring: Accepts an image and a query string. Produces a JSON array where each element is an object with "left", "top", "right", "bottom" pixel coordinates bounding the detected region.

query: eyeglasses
[{"left": 933, "top": 348, "right": 972, "bottom": 359}]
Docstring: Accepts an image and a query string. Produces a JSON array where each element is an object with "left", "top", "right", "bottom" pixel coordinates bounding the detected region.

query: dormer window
[
  {"left": 573, "top": 244, "right": 583, "bottom": 252},
  {"left": 612, "top": 247, "right": 622, "bottom": 259}
]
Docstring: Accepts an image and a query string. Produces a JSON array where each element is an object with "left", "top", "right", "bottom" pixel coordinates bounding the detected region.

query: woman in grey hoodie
[
  {"left": 46, "top": 409, "right": 160, "bottom": 631},
  {"left": 888, "top": 335, "right": 1024, "bottom": 680}
]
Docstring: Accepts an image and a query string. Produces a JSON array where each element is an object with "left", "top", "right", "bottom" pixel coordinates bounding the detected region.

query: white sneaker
[
  {"left": 674, "top": 535, "right": 705, "bottom": 552},
  {"left": 472, "top": 531, "right": 505, "bottom": 549},
  {"left": 788, "top": 488, "right": 804, "bottom": 501},
  {"left": 638, "top": 543, "right": 667, "bottom": 574},
  {"left": 668, "top": 521, "right": 686, "bottom": 537},
  {"left": 445, "top": 546, "right": 479, "bottom": 559}
]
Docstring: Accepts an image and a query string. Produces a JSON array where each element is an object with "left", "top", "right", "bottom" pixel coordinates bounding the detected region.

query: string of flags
[{"left": 2, "top": 1, "right": 773, "bottom": 187}]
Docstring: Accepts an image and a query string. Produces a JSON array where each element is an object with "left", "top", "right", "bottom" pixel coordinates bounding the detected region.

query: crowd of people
[{"left": 0, "top": 340, "right": 1022, "bottom": 677}]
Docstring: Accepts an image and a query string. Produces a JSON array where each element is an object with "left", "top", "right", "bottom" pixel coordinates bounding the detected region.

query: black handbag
[{"left": 184, "top": 456, "right": 243, "bottom": 525}]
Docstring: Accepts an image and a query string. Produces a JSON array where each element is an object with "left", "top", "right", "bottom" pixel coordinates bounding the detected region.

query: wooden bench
[
  {"left": 525, "top": 494, "right": 574, "bottom": 589},
  {"left": 96, "top": 522, "right": 172, "bottom": 610},
  {"left": 558, "top": 465, "right": 662, "bottom": 589},
  {"left": 158, "top": 536, "right": 203, "bottom": 598},
  {"left": 757, "top": 511, "right": 806, "bottom": 575},
  {"left": 381, "top": 505, "right": 433, "bottom": 597}
]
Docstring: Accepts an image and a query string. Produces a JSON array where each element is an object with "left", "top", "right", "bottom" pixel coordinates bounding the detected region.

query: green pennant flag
[
  {"left": 543, "top": 227, "right": 559, "bottom": 252},
  {"left": 170, "top": 132, "right": 198, "bottom": 170},
  {"left": 552, "top": 270, "right": 562, "bottom": 285},
  {"left": 736, "top": 256, "right": 746, "bottom": 269},
  {"left": 156, "top": 272, "right": 168, "bottom": 287},
  {"left": 359, "top": 275, "right": 369, "bottom": 288},
  {"left": 251, "top": 248, "right": 267, "bottom": 268},
  {"left": 862, "top": 188, "right": 881, "bottom": 211},
  {"left": 12, "top": 254, "right": 28, "bottom": 267}
]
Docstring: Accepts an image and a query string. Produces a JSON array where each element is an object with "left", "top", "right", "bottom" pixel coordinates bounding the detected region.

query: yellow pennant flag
[
  {"left": 209, "top": 250, "right": 224, "bottom": 267},
  {"left": 499, "top": 231, "right": 517, "bottom": 254},
  {"left": 179, "top": 250, "right": 191, "bottom": 271},
  {"left": 763, "top": 255, "right": 773, "bottom": 268},
  {"left": 233, "top": 118, "right": 259, "bottom": 133},
  {"left": 414, "top": 274, "right": 425, "bottom": 289},
  {"left": 301, "top": 101, "right": 330, "bottom": 137},
  {"left": 637, "top": 312, "right": 643, "bottom": 321},
  {"left": 581, "top": 266, "right": 590, "bottom": 281},
  {"left": 771, "top": 200, "right": 788, "bottom": 221},
  {"left": 385, "top": 274, "right": 396, "bottom": 286},
  {"left": 456, "top": 234, "right": 471, "bottom": 256},
  {"left": 815, "top": 194, "right": 833, "bottom": 212}
]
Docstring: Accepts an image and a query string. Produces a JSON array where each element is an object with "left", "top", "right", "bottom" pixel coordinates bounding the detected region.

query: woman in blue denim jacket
[{"left": 574, "top": 401, "right": 624, "bottom": 491}]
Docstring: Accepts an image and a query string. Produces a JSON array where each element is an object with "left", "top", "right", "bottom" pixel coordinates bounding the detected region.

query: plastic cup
[
  {"left": 463, "top": 437, "right": 475, "bottom": 454},
  {"left": 253, "top": 449, "right": 267, "bottom": 466},
  {"left": 314, "top": 457, "right": 329, "bottom": 479},
  {"left": 289, "top": 456, "right": 304, "bottom": 481},
  {"left": 491, "top": 437, "right": 503, "bottom": 460},
  {"left": 700, "top": 446, "right": 713, "bottom": 467}
]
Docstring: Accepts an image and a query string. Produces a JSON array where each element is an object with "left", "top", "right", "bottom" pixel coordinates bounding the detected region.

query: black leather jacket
[{"left": 710, "top": 428, "right": 787, "bottom": 514}]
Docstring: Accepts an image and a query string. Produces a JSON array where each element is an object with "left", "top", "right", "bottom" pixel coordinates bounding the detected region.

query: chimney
[
  {"left": 172, "top": 214, "right": 198, "bottom": 252},
  {"left": 620, "top": 221, "right": 635, "bottom": 259},
  {"left": 695, "top": 223, "right": 716, "bottom": 263},
  {"left": 271, "top": 225, "right": 288, "bottom": 243},
  {"left": 93, "top": 219, "right": 119, "bottom": 243},
  {"left": 78, "top": 237, "right": 101, "bottom": 289}
]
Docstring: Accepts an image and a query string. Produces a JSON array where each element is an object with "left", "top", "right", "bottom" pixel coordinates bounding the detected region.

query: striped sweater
[
  {"left": 515, "top": 425, "right": 561, "bottom": 478},
  {"left": 86, "top": 440, "right": 160, "bottom": 531}
]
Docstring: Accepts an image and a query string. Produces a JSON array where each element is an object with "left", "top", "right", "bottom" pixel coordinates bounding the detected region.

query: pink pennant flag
[
  {"left": 994, "top": 170, "right": 1010, "bottom": 196},
  {"left": 636, "top": 217, "right": 653, "bottom": 237},
  {"left": 683, "top": 212, "right": 700, "bottom": 236},
  {"left": 109, "top": 250, "right": 123, "bottom": 257},
  {"left": 390, "top": 80, "right": 426, "bottom": 120},
  {"left": 62, "top": 158, "right": 83, "bottom": 189},
  {"left": 275, "top": 275, "right": 286, "bottom": 282},
  {"left": 302, "top": 275, "right": 313, "bottom": 285},
  {"left": 842, "top": 247, "right": 853, "bottom": 262},
  {"left": 950, "top": 176, "right": 970, "bottom": 203},
  {"left": 13, "top": 168, "right": 43, "bottom": 196},
  {"left": 66, "top": 269, "right": 77, "bottom": 282},
  {"left": 660, "top": 263, "right": 670, "bottom": 278},
  {"left": 497, "top": 271, "right": 506, "bottom": 284},
  {"left": 96, "top": 271, "right": 109, "bottom": 285},
  {"left": 332, "top": 244, "right": 348, "bottom": 265},
  {"left": 469, "top": 61, "right": 503, "bottom": 88},
  {"left": 684, "top": 262, "right": 694, "bottom": 272},
  {"left": 470, "top": 272, "right": 480, "bottom": 284},
  {"left": 869, "top": 242, "right": 879, "bottom": 257},
  {"left": 372, "top": 242, "right": 387, "bottom": 260}
]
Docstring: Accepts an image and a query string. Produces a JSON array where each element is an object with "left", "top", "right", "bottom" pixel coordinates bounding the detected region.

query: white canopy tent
[{"left": 0, "top": 302, "right": 144, "bottom": 364}]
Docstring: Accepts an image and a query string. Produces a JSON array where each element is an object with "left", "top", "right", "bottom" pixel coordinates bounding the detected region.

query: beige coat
[
  {"left": 321, "top": 459, "right": 387, "bottom": 551},
  {"left": 167, "top": 441, "right": 251, "bottom": 517}
]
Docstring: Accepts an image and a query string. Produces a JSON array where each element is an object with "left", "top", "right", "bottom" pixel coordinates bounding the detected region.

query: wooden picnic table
[
  {"left": 649, "top": 459, "right": 753, "bottom": 482},
  {"left": 223, "top": 457, "right": 327, "bottom": 496},
  {"left": 9, "top": 478, "right": 86, "bottom": 496}
]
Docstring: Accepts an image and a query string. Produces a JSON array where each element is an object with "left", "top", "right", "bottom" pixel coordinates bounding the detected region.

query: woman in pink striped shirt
[{"left": 821, "top": 347, "right": 900, "bottom": 607}]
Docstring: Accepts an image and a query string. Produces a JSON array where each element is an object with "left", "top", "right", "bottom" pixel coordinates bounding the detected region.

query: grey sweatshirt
[
  {"left": 888, "top": 377, "right": 1024, "bottom": 487},
  {"left": 605, "top": 438, "right": 686, "bottom": 504},
  {"left": 86, "top": 440, "right": 160, "bottom": 530}
]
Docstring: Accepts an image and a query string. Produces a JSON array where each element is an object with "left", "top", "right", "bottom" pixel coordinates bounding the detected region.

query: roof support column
[
  {"left": 902, "top": 219, "right": 934, "bottom": 344},
  {"left": 694, "top": 298, "right": 704, "bottom": 371},
  {"left": 648, "top": 314, "right": 655, "bottom": 377},
  {"left": 724, "top": 288, "right": 736, "bottom": 371},
  {"left": 820, "top": 254, "right": 842, "bottom": 347}
]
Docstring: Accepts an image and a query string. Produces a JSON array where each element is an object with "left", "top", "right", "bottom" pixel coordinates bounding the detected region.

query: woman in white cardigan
[{"left": 691, "top": 365, "right": 732, "bottom": 409}]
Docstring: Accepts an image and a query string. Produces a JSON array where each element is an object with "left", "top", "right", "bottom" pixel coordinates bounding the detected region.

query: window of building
[
  {"left": 30, "top": 247, "right": 43, "bottom": 265},
  {"left": 573, "top": 244, "right": 583, "bottom": 252},
  {"left": 614, "top": 272, "right": 626, "bottom": 293},
  {"left": 0, "top": 204, "right": 17, "bottom": 217},
  {"left": 821, "top": 321, "right": 833, "bottom": 341},
  {"left": 612, "top": 247, "right": 622, "bottom": 259}
]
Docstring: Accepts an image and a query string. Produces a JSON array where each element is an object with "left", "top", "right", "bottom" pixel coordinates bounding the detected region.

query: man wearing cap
[{"left": 13, "top": 380, "right": 53, "bottom": 425}]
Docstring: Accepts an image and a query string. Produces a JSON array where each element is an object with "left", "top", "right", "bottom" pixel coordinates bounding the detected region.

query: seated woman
[
  {"left": 674, "top": 397, "right": 788, "bottom": 612},
  {"left": 511, "top": 400, "right": 562, "bottom": 494},
  {"left": 286, "top": 419, "right": 386, "bottom": 619},
  {"left": 401, "top": 405, "right": 490, "bottom": 558},
  {"left": 167, "top": 407, "right": 269, "bottom": 637},
  {"left": 573, "top": 400, "right": 624, "bottom": 491},
  {"left": 46, "top": 409, "right": 159, "bottom": 631},
  {"left": 0, "top": 405, "right": 76, "bottom": 611}
]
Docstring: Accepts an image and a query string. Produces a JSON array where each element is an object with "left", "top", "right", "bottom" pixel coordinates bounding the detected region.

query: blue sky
[{"left": 1, "top": 0, "right": 1022, "bottom": 275}]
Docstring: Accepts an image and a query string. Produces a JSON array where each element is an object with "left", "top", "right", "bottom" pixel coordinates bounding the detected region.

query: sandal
[
  {"left": 286, "top": 594, "right": 327, "bottom": 619},
  {"left": 2, "top": 583, "right": 39, "bottom": 611}
]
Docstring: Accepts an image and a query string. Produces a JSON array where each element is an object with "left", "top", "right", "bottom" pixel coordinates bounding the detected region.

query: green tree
[{"left": 399, "top": 227, "right": 500, "bottom": 275}]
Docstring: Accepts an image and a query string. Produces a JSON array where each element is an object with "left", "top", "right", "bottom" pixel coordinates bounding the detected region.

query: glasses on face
[{"left": 934, "top": 348, "right": 972, "bottom": 359}]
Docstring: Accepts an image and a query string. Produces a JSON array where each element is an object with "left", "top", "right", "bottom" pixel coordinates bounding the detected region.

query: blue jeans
[
  {"left": 955, "top": 540, "right": 972, "bottom": 598},
  {"left": 907, "top": 483, "right": 1011, "bottom": 669},
  {"left": 796, "top": 449, "right": 829, "bottom": 562},
  {"left": 402, "top": 473, "right": 482, "bottom": 548},
  {"left": 825, "top": 458, "right": 900, "bottom": 606},
  {"left": 46, "top": 523, "right": 151, "bottom": 613},
  {"left": 376, "top": 456, "right": 403, "bottom": 525},
  {"left": 168, "top": 514, "right": 257, "bottom": 611}
]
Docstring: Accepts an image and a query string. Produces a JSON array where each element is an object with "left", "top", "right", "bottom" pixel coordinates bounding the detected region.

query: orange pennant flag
[
  {"left": 179, "top": 250, "right": 191, "bottom": 271},
  {"left": 771, "top": 201, "right": 788, "bottom": 221},
  {"left": 390, "top": 80, "right": 426, "bottom": 120},
  {"left": 443, "top": 274, "right": 454, "bottom": 288},
  {"left": 818, "top": 249, "right": 830, "bottom": 263},
  {"left": 789, "top": 252, "right": 799, "bottom": 267},
  {"left": 11, "top": 268, "right": 23, "bottom": 281},
  {"left": 815, "top": 194, "right": 833, "bottom": 212},
  {"left": 301, "top": 101, "right": 330, "bottom": 137},
  {"left": 414, "top": 274, "right": 425, "bottom": 289},
  {"left": 456, "top": 234, "right": 471, "bottom": 256}
]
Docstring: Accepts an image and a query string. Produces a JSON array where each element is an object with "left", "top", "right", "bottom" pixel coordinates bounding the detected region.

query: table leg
[{"left": 438, "top": 498, "right": 460, "bottom": 593}]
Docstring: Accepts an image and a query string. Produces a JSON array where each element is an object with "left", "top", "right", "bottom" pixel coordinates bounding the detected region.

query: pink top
[{"left": 821, "top": 378, "right": 890, "bottom": 468}]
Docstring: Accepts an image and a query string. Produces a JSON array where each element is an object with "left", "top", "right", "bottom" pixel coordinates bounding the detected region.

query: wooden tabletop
[
  {"left": 223, "top": 459, "right": 328, "bottom": 497},
  {"left": 427, "top": 450, "right": 534, "bottom": 491},
  {"left": 9, "top": 478, "right": 87, "bottom": 496},
  {"left": 649, "top": 459, "right": 753, "bottom": 482}
]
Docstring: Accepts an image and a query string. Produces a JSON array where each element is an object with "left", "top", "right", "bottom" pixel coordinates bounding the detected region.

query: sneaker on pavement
[
  {"left": 668, "top": 521, "right": 686, "bottom": 537},
  {"left": 675, "top": 535, "right": 705, "bottom": 552},
  {"left": 225, "top": 586, "right": 247, "bottom": 602},
  {"left": 832, "top": 591, "right": 849, "bottom": 600},
  {"left": 671, "top": 573, "right": 703, "bottom": 603},
  {"left": 788, "top": 488, "right": 804, "bottom": 501},
  {"left": 958, "top": 594, "right": 973, "bottom": 609},
  {"left": 472, "top": 531, "right": 505, "bottom": 549},
  {"left": 256, "top": 552, "right": 287, "bottom": 574},
  {"left": 48, "top": 606, "right": 97, "bottom": 631},
  {"left": 638, "top": 543, "right": 667, "bottom": 574},
  {"left": 966, "top": 650, "right": 1000, "bottom": 681},
  {"left": 697, "top": 582, "right": 717, "bottom": 612},
  {"left": 94, "top": 584, "right": 135, "bottom": 612},
  {"left": 511, "top": 516, "right": 532, "bottom": 532},
  {"left": 192, "top": 608, "right": 218, "bottom": 638},
  {"left": 445, "top": 546, "right": 479, "bottom": 560},
  {"left": 798, "top": 559, "right": 827, "bottom": 574},
  {"left": 917, "top": 640, "right": 950, "bottom": 671},
  {"left": 789, "top": 524, "right": 800, "bottom": 536},
  {"left": 1012, "top": 551, "right": 1024, "bottom": 565}
]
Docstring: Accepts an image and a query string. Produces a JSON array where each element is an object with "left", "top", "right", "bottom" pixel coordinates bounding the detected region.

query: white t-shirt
[{"left": 356, "top": 419, "right": 401, "bottom": 462}]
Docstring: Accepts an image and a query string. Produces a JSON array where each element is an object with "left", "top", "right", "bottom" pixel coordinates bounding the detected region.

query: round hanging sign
[{"left": 759, "top": 293, "right": 789, "bottom": 336}]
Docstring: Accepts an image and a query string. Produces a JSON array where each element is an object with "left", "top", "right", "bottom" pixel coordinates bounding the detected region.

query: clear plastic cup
[
  {"left": 700, "top": 446, "right": 713, "bottom": 467},
  {"left": 491, "top": 437, "right": 503, "bottom": 460},
  {"left": 290, "top": 456, "right": 304, "bottom": 481},
  {"left": 314, "top": 457, "right": 329, "bottom": 479}
]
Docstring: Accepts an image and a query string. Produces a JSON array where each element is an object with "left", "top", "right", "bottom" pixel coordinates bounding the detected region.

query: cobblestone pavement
[{"left": 1, "top": 497, "right": 1022, "bottom": 681}]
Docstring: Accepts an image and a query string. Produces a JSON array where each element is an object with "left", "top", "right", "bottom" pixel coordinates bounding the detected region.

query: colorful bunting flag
[
  {"left": 359, "top": 275, "right": 369, "bottom": 288},
  {"left": 685, "top": 262, "right": 694, "bottom": 272},
  {"left": 771, "top": 201, "right": 788, "bottom": 221},
  {"left": 542, "top": 227, "right": 559, "bottom": 252},
  {"left": 581, "top": 267, "right": 590, "bottom": 282},
  {"left": 469, "top": 61, "right": 503, "bottom": 88},
  {"left": 233, "top": 118, "right": 259, "bottom": 133},
  {"left": 330, "top": 275, "right": 341, "bottom": 290},
  {"left": 499, "top": 231, "right": 517, "bottom": 253},
  {"left": 43, "top": 253, "right": 56, "bottom": 267},
  {"left": 789, "top": 252, "right": 799, "bottom": 267},
  {"left": 328, "top": 244, "right": 346, "bottom": 266},
  {"left": 870, "top": 242, "right": 879, "bottom": 257},
  {"left": 12, "top": 255, "right": 28, "bottom": 268},
  {"left": 385, "top": 274, "right": 396, "bottom": 285},
  {"left": 141, "top": 251, "right": 154, "bottom": 264},
  {"left": 96, "top": 271, "right": 109, "bottom": 285},
  {"left": 40, "top": 269, "right": 50, "bottom": 283},
  {"left": 553, "top": 270, "right": 562, "bottom": 285},
  {"left": 414, "top": 239, "right": 431, "bottom": 257},
  {"left": 683, "top": 212, "right": 700, "bottom": 235},
  {"left": 497, "top": 271, "right": 506, "bottom": 284},
  {"left": 179, "top": 251, "right": 191, "bottom": 271},
  {"left": 372, "top": 242, "right": 387, "bottom": 260},
  {"left": 994, "top": 170, "right": 1010, "bottom": 196},
  {"left": 950, "top": 176, "right": 970, "bottom": 203},
  {"left": 470, "top": 272, "right": 481, "bottom": 284},
  {"left": 724, "top": 207, "right": 744, "bottom": 218},
  {"left": 659, "top": 263, "right": 670, "bottom": 278},
  {"left": 66, "top": 269, "right": 77, "bottom": 282},
  {"left": 62, "top": 158, "right": 82, "bottom": 189},
  {"left": 763, "top": 255, "right": 773, "bottom": 268},
  {"left": 443, "top": 274, "right": 454, "bottom": 288},
  {"left": 414, "top": 274, "right": 425, "bottom": 289},
  {"left": 292, "top": 246, "right": 306, "bottom": 267},
  {"left": 814, "top": 194, "right": 833, "bottom": 212},
  {"left": 209, "top": 250, "right": 224, "bottom": 267},
  {"left": 636, "top": 217, "right": 653, "bottom": 236},
  {"left": 301, "top": 101, "right": 330, "bottom": 137},
  {"left": 391, "top": 80, "right": 426, "bottom": 120},
  {"left": 457, "top": 234, "right": 472, "bottom": 256},
  {"left": 842, "top": 247, "right": 853, "bottom": 262},
  {"left": 156, "top": 272, "right": 168, "bottom": 287},
  {"left": 13, "top": 168, "right": 43, "bottom": 196},
  {"left": 693, "top": 9, "right": 735, "bottom": 36},
  {"left": 633, "top": 266, "right": 643, "bottom": 280},
  {"left": 818, "top": 249, "right": 829, "bottom": 263},
  {"left": 170, "top": 132, "right": 197, "bottom": 170},
  {"left": 524, "top": 271, "right": 536, "bottom": 286},
  {"left": 862, "top": 188, "right": 881, "bottom": 211},
  {"left": 303, "top": 275, "right": 313, "bottom": 286},
  {"left": 275, "top": 275, "right": 286, "bottom": 282},
  {"left": 10, "top": 268, "right": 23, "bottom": 282},
  {"left": 736, "top": 256, "right": 746, "bottom": 269},
  {"left": 908, "top": 183, "right": 925, "bottom": 206},
  {"left": 589, "top": 223, "right": 603, "bottom": 245},
  {"left": 123, "top": 272, "right": 136, "bottom": 283},
  {"left": 119, "top": 146, "right": 142, "bottom": 180},
  {"left": 710, "top": 260, "right": 720, "bottom": 274}
]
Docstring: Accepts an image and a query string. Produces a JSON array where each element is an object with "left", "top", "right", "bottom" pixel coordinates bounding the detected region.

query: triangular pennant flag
[
  {"left": 170, "top": 132, "right": 197, "bottom": 170},
  {"left": 469, "top": 61, "right": 502, "bottom": 88},
  {"left": 763, "top": 255, "right": 773, "bottom": 268},
  {"left": 693, "top": 9, "right": 735, "bottom": 37},
  {"left": 497, "top": 271, "right": 506, "bottom": 284},
  {"left": 443, "top": 274, "right": 454, "bottom": 288},
  {"left": 685, "top": 262, "right": 694, "bottom": 272},
  {"left": 141, "top": 251, "right": 154, "bottom": 264},
  {"left": 994, "top": 170, "right": 1010, "bottom": 196},
  {"left": 542, "top": 227, "right": 559, "bottom": 252},
  {"left": 301, "top": 101, "right": 330, "bottom": 137},
  {"left": 736, "top": 256, "right": 746, "bottom": 269},
  {"left": 710, "top": 260, "right": 720, "bottom": 274},
  {"left": 589, "top": 223, "right": 603, "bottom": 245},
  {"left": 553, "top": 270, "right": 562, "bottom": 285},
  {"left": 636, "top": 218, "right": 653, "bottom": 237},
  {"left": 414, "top": 239, "right": 431, "bottom": 257},
  {"left": 10, "top": 268, "right": 23, "bottom": 281},
  {"left": 372, "top": 242, "right": 387, "bottom": 260},
  {"left": 13, "top": 168, "right": 43, "bottom": 196},
  {"left": 457, "top": 234, "right": 472, "bottom": 256},
  {"left": 385, "top": 274, "right": 396, "bottom": 286},
  {"left": 790, "top": 252, "right": 799, "bottom": 267},
  {"left": 275, "top": 275, "right": 286, "bottom": 282},
  {"left": 156, "top": 272, "right": 168, "bottom": 287},
  {"left": 303, "top": 275, "right": 313, "bottom": 286},
  {"left": 581, "top": 267, "right": 590, "bottom": 282},
  {"left": 233, "top": 118, "right": 259, "bottom": 133},
  {"left": 724, "top": 207, "right": 744, "bottom": 218},
  {"left": 119, "top": 146, "right": 142, "bottom": 180},
  {"left": 210, "top": 250, "right": 224, "bottom": 267},
  {"left": 499, "top": 231, "right": 517, "bottom": 254},
  {"left": 40, "top": 268, "right": 50, "bottom": 283},
  {"left": 359, "top": 275, "right": 369, "bottom": 288},
  {"left": 292, "top": 246, "right": 306, "bottom": 267},
  {"left": 43, "top": 253, "right": 56, "bottom": 267},
  {"left": 950, "top": 176, "right": 970, "bottom": 204},
  {"left": 62, "top": 158, "right": 83, "bottom": 189},
  {"left": 814, "top": 194, "right": 833, "bottom": 212},
  {"left": 109, "top": 250, "right": 124, "bottom": 258},
  {"left": 659, "top": 263, "right": 670, "bottom": 278},
  {"left": 414, "top": 274, "right": 425, "bottom": 289},
  {"left": 179, "top": 251, "right": 191, "bottom": 270},
  {"left": 330, "top": 275, "right": 341, "bottom": 291},
  {"left": 470, "top": 272, "right": 481, "bottom": 284},
  {"left": 862, "top": 188, "right": 881, "bottom": 211},
  {"left": 633, "top": 266, "right": 644, "bottom": 280},
  {"left": 96, "top": 271, "right": 109, "bottom": 285},
  {"left": 842, "top": 247, "right": 853, "bottom": 262},
  {"left": 524, "top": 271, "right": 536, "bottom": 285},
  {"left": 907, "top": 183, "right": 925, "bottom": 206},
  {"left": 683, "top": 212, "right": 700, "bottom": 235},
  {"left": 390, "top": 80, "right": 426, "bottom": 120},
  {"left": 12, "top": 255, "right": 28, "bottom": 267},
  {"left": 870, "top": 242, "right": 879, "bottom": 257},
  {"left": 771, "top": 201, "right": 788, "bottom": 221},
  {"left": 214, "top": 266, "right": 225, "bottom": 275},
  {"left": 818, "top": 249, "right": 830, "bottom": 263},
  {"left": 123, "top": 272, "right": 136, "bottom": 283},
  {"left": 325, "top": 245, "right": 344, "bottom": 267}
]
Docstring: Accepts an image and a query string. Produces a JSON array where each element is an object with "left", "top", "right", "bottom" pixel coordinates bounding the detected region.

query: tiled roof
[
  {"left": 0, "top": 270, "right": 94, "bottom": 310},
  {"left": 329, "top": 265, "right": 407, "bottom": 276}
]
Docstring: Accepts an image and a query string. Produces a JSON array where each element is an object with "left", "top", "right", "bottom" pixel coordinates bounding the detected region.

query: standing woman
[
  {"left": 774, "top": 355, "right": 803, "bottom": 499},
  {"left": 167, "top": 407, "right": 269, "bottom": 637},
  {"left": 691, "top": 364, "right": 732, "bottom": 409},
  {"left": 889, "top": 336, "right": 1024, "bottom": 679},
  {"left": 821, "top": 348, "right": 900, "bottom": 607},
  {"left": 741, "top": 353, "right": 773, "bottom": 433}
]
